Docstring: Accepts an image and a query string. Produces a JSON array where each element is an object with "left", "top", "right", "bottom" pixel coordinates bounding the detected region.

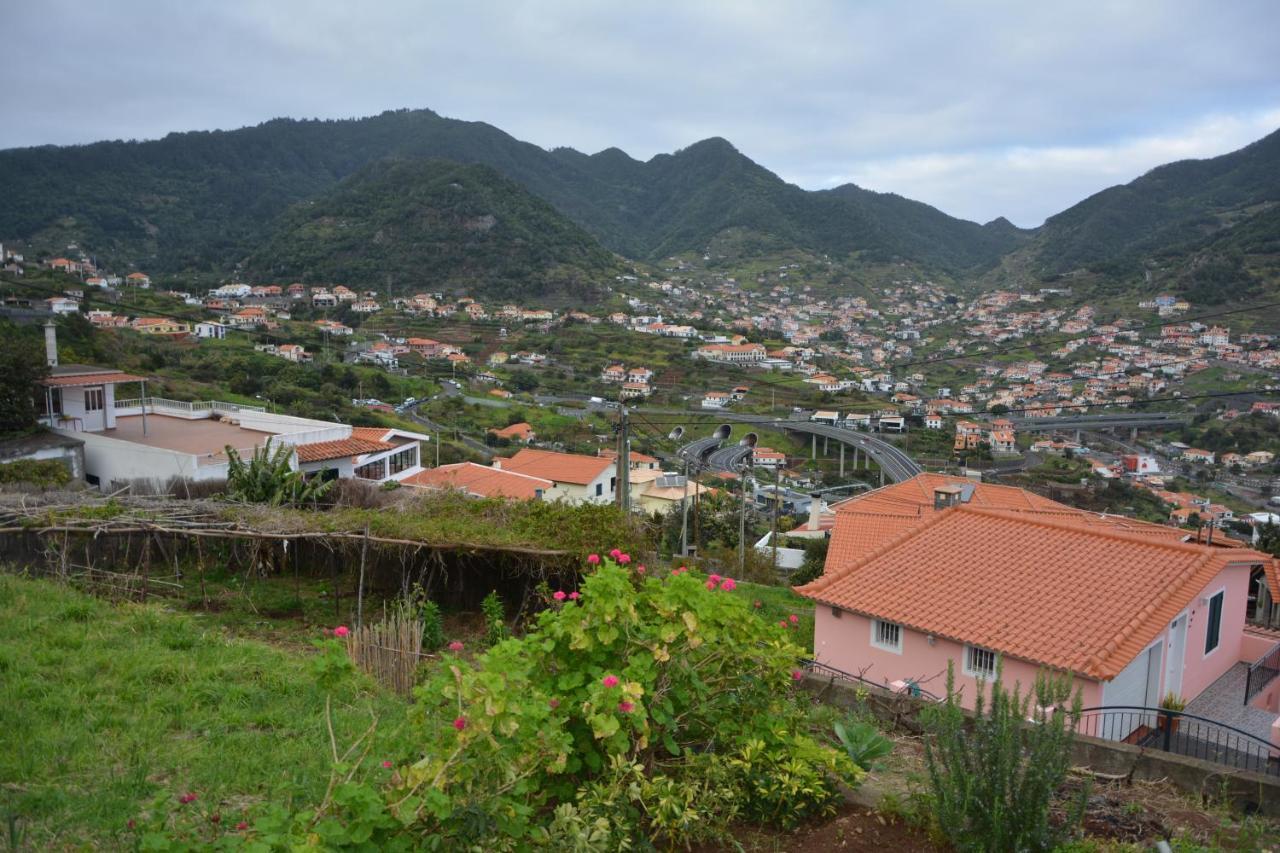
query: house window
[
  {"left": 354, "top": 458, "right": 387, "bottom": 480},
  {"left": 1204, "top": 590, "right": 1224, "bottom": 655},
  {"left": 595, "top": 483, "right": 603, "bottom": 497},
  {"left": 84, "top": 388, "right": 105, "bottom": 412},
  {"left": 870, "top": 619, "right": 902, "bottom": 653},
  {"left": 964, "top": 644, "right": 998, "bottom": 679},
  {"left": 387, "top": 447, "right": 416, "bottom": 475}
]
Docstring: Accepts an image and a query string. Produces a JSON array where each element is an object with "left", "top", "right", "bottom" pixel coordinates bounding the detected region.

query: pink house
[{"left": 799, "top": 475, "right": 1280, "bottom": 753}]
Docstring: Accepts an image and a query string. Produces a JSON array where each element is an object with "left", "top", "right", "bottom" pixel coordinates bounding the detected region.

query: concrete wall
[
  {"left": 63, "top": 429, "right": 215, "bottom": 490},
  {"left": 811, "top": 607, "right": 1105, "bottom": 709},
  {"left": 803, "top": 675, "right": 1280, "bottom": 819}
]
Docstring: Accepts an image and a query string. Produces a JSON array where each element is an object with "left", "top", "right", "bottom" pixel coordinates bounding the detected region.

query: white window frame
[
  {"left": 870, "top": 618, "right": 903, "bottom": 654},
  {"left": 963, "top": 644, "right": 998, "bottom": 679}
]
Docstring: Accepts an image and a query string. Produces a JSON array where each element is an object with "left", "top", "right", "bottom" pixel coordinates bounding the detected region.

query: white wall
[{"left": 62, "top": 429, "right": 221, "bottom": 491}]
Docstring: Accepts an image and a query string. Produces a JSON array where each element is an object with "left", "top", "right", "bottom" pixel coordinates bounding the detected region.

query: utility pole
[
  {"left": 435, "top": 432, "right": 441, "bottom": 467},
  {"left": 680, "top": 458, "right": 691, "bottom": 556},
  {"left": 615, "top": 406, "right": 630, "bottom": 511},
  {"left": 771, "top": 464, "right": 780, "bottom": 571},
  {"left": 738, "top": 463, "right": 753, "bottom": 577}
]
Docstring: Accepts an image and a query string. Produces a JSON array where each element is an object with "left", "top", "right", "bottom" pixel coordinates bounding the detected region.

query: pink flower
[
  {"left": 779, "top": 620, "right": 788, "bottom": 628},
  {"left": 792, "top": 670, "right": 805, "bottom": 682},
  {"left": 549, "top": 698, "right": 560, "bottom": 709},
  {"left": 706, "top": 580, "right": 718, "bottom": 590},
  {"left": 382, "top": 760, "right": 393, "bottom": 769},
  {"left": 609, "top": 548, "right": 622, "bottom": 559},
  {"left": 448, "top": 640, "right": 464, "bottom": 652},
  {"left": 333, "top": 625, "right": 350, "bottom": 638},
  {"left": 789, "top": 614, "right": 799, "bottom": 624},
  {"left": 553, "top": 590, "right": 567, "bottom": 601},
  {"left": 178, "top": 792, "right": 197, "bottom": 804},
  {"left": 602, "top": 674, "right": 619, "bottom": 688},
  {"left": 587, "top": 553, "right": 600, "bottom": 565},
  {"left": 720, "top": 578, "right": 737, "bottom": 591},
  {"left": 678, "top": 565, "right": 687, "bottom": 573},
  {"left": 636, "top": 565, "right": 646, "bottom": 574},
  {"left": 753, "top": 600, "right": 762, "bottom": 608},
  {"left": 210, "top": 813, "right": 221, "bottom": 825},
  {"left": 236, "top": 821, "right": 249, "bottom": 831},
  {"left": 568, "top": 591, "right": 580, "bottom": 600},
  {"left": 708, "top": 574, "right": 722, "bottom": 584},
  {"left": 618, "top": 554, "right": 631, "bottom": 564},
  {"left": 453, "top": 716, "right": 467, "bottom": 731},
  {"left": 618, "top": 701, "right": 634, "bottom": 713}
]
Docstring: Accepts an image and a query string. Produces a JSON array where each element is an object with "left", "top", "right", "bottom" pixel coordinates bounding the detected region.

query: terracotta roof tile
[
  {"left": 349, "top": 427, "right": 392, "bottom": 442},
  {"left": 497, "top": 448, "right": 612, "bottom": 485},
  {"left": 402, "top": 463, "right": 551, "bottom": 500},
  {"left": 294, "top": 437, "right": 394, "bottom": 463},
  {"left": 798, "top": 505, "right": 1273, "bottom": 680}
]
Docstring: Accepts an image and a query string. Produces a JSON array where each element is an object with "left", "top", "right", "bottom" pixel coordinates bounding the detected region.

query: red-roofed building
[
  {"left": 798, "top": 475, "right": 1280, "bottom": 741},
  {"left": 489, "top": 422, "right": 536, "bottom": 443},
  {"left": 493, "top": 448, "right": 615, "bottom": 504},
  {"left": 402, "top": 462, "right": 552, "bottom": 501}
]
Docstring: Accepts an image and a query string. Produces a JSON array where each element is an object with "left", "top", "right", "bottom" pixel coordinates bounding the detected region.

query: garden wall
[{"left": 803, "top": 674, "right": 1280, "bottom": 818}]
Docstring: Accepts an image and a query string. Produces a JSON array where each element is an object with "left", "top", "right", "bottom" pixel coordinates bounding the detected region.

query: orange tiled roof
[
  {"left": 349, "top": 427, "right": 393, "bottom": 442},
  {"left": 498, "top": 448, "right": 612, "bottom": 485},
  {"left": 490, "top": 422, "right": 534, "bottom": 440},
  {"left": 402, "top": 462, "right": 551, "bottom": 500},
  {"left": 798, "top": 505, "right": 1276, "bottom": 680},
  {"left": 294, "top": 437, "right": 393, "bottom": 463}
]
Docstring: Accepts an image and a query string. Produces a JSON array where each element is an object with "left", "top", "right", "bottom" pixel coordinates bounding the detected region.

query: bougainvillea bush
[{"left": 139, "top": 557, "right": 858, "bottom": 850}]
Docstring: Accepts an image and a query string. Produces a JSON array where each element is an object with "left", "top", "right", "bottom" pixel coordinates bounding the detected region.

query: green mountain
[
  {"left": 245, "top": 159, "right": 624, "bottom": 301},
  {"left": 0, "top": 108, "right": 1027, "bottom": 279},
  {"left": 1023, "top": 128, "right": 1280, "bottom": 277}
]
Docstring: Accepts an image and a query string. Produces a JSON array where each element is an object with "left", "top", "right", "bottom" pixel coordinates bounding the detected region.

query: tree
[
  {"left": 224, "top": 442, "right": 334, "bottom": 506},
  {"left": 0, "top": 332, "right": 48, "bottom": 434},
  {"left": 988, "top": 403, "right": 1010, "bottom": 416}
]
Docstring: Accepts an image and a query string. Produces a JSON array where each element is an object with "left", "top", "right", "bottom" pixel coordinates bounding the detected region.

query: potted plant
[{"left": 1158, "top": 692, "right": 1186, "bottom": 734}]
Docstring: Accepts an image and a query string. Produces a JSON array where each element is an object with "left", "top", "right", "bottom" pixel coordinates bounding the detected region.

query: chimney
[
  {"left": 807, "top": 495, "right": 822, "bottom": 531},
  {"left": 492, "top": 458, "right": 501, "bottom": 470},
  {"left": 44, "top": 321, "right": 58, "bottom": 367},
  {"left": 934, "top": 484, "right": 963, "bottom": 510}
]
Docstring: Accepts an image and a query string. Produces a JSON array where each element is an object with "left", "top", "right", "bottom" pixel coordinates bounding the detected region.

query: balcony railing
[
  {"left": 801, "top": 658, "right": 943, "bottom": 702},
  {"left": 1078, "top": 706, "right": 1278, "bottom": 776},
  {"left": 114, "top": 397, "right": 266, "bottom": 416},
  {"left": 1246, "top": 643, "right": 1280, "bottom": 707}
]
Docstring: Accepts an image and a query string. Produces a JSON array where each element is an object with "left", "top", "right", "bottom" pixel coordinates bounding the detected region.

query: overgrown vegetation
[
  {"left": 0, "top": 458, "right": 72, "bottom": 488},
  {"left": 225, "top": 442, "right": 334, "bottom": 506}
]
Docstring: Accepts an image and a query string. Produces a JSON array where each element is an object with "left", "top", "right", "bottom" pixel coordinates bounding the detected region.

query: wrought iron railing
[
  {"left": 1078, "top": 706, "right": 1278, "bottom": 777},
  {"left": 1245, "top": 643, "right": 1280, "bottom": 707},
  {"left": 801, "top": 658, "right": 942, "bottom": 702}
]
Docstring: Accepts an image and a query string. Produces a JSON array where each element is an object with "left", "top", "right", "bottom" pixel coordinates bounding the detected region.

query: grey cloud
[{"left": 2, "top": 0, "right": 1277, "bottom": 225}]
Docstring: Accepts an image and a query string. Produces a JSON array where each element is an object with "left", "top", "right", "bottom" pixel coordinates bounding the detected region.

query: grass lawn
[
  {"left": 0, "top": 575, "right": 410, "bottom": 848},
  {"left": 734, "top": 580, "right": 815, "bottom": 654}
]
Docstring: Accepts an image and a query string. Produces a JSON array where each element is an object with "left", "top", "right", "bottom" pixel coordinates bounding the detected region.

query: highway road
[{"left": 675, "top": 415, "right": 923, "bottom": 482}]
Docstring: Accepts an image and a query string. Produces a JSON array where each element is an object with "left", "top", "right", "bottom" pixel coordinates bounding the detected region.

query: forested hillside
[{"left": 246, "top": 159, "right": 625, "bottom": 300}]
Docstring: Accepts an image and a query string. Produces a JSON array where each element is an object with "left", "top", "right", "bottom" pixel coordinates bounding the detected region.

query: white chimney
[
  {"left": 44, "top": 321, "right": 58, "bottom": 367},
  {"left": 807, "top": 495, "right": 822, "bottom": 531}
]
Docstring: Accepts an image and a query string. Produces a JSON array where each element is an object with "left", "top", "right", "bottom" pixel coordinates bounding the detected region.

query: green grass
[{"left": 0, "top": 575, "right": 409, "bottom": 847}]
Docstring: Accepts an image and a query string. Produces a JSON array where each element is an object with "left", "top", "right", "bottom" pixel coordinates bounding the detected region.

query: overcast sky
[{"left": 4, "top": 1, "right": 1278, "bottom": 226}]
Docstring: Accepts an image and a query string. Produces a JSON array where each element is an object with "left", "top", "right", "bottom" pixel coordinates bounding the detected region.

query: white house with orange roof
[
  {"left": 401, "top": 462, "right": 552, "bottom": 500},
  {"left": 797, "top": 474, "right": 1280, "bottom": 753},
  {"left": 492, "top": 448, "right": 616, "bottom": 504}
]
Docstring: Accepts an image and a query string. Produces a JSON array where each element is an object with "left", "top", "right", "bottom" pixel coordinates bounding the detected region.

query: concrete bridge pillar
[
  {"left": 839, "top": 443, "right": 845, "bottom": 477},
  {"left": 812, "top": 434, "right": 817, "bottom": 460},
  {"left": 823, "top": 436, "right": 829, "bottom": 455},
  {"left": 1131, "top": 427, "right": 1138, "bottom": 442}
]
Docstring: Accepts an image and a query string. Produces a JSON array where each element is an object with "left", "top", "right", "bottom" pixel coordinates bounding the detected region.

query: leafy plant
[
  {"left": 1160, "top": 691, "right": 1187, "bottom": 712},
  {"left": 419, "top": 599, "right": 445, "bottom": 652},
  {"left": 922, "top": 663, "right": 1086, "bottom": 852},
  {"left": 0, "top": 458, "right": 72, "bottom": 488},
  {"left": 833, "top": 718, "right": 893, "bottom": 772},
  {"left": 480, "top": 590, "right": 507, "bottom": 646},
  {"left": 224, "top": 441, "right": 333, "bottom": 506}
]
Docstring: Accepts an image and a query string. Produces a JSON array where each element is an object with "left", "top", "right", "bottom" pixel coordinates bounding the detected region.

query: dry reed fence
[{"left": 344, "top": 608, "right": 428, "bottom": 696}]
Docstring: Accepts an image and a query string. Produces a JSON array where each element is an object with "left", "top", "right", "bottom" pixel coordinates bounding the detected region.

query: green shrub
[
  {"left": 225, "top": 442, "right": 333, "bottom": 506},
  {"left": 419, "top": 599, "right": 445, "bottom": 652},
  {"left": 0, "top": 458, "right": 72, "bottom": 488},
  {"left": 480, "top": 590, "right": 507, "bottom": 646},
  {"left": 923, "top": 664, "right": 1086, "bottom": 852}
]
